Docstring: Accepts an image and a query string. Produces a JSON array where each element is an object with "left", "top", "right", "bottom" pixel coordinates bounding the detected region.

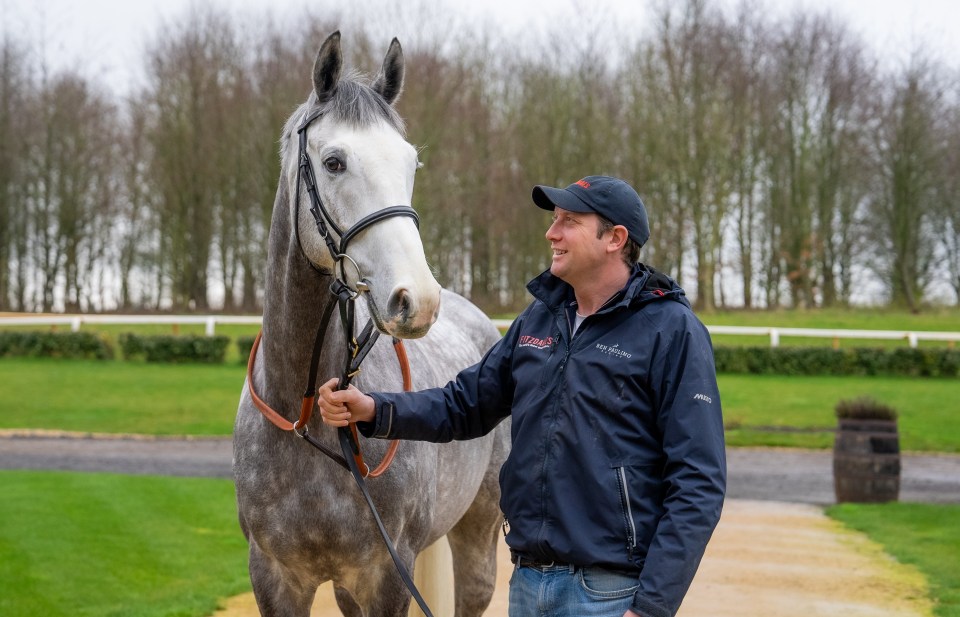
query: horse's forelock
[
  {"left": 327, "top": 72, "right": 406, "bottom": 136},
  {"left": 285, "top": 72, "right": 404, "bottom": 136},
  {"left": 279, "top": 73, "right": 406, "bottom": 166}
]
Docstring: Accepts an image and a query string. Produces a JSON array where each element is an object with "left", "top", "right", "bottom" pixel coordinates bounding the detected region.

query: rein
[
  {"left": 245, "top": 323, "right": 407, "bottom": 477},
  {"left": 247, "top": 103, "right": 435, "bottom": 617}
]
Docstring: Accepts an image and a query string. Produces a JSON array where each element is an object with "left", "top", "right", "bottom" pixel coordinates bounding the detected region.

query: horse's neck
[
  {"left": 259, "top": 185, "right": 340, "bottom": 416},
  {"left": 263, "top": 251, "right": 333, "bottom": 369}
]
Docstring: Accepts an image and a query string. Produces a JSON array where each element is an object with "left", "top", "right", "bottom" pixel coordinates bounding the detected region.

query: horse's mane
[{"left": 280, "top": 70, "right": 406, "bottom": 158}]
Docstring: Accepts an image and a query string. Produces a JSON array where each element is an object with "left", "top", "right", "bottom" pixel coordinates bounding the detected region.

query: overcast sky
[{"left": 3, "top": 0, "right": 959, "bottom": 97}]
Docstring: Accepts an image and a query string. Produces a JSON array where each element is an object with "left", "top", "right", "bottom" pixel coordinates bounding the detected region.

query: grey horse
[{"left": 233, "top": 32, "right": 510, "bottom": 617}]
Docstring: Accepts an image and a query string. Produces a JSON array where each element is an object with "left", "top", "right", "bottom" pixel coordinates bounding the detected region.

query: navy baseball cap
[{"left": 532, "top": 175, "right": 650, "bottom": 248}]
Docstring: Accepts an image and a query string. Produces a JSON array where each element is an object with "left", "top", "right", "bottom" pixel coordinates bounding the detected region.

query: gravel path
[{"left": 2, "top": 431, "right": 958, "bottom": 504}]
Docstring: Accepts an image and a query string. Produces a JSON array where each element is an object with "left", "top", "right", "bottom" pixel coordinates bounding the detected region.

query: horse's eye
[{"left": 323, "top": 157, "right": 345, "bottom": 173}]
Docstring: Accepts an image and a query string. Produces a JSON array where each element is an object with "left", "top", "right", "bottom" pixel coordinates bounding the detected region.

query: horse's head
[{"left": 284, "top": 32, "right": 440, "bottom": 338}]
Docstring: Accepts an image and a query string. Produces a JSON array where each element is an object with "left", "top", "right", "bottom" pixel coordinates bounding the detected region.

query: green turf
[
  {"left": 718, "top": 375, "right": 960, "bottom": 452},
  {"left": 0, "top": 358, "right": 245, "bottom": 435},
  {"left": 1, "top": 357, "right": 957, "bottom": 453},
  {"left": 718, "top": 374, "right": 960, "bottom": 452},
  {"left": 828, "top": 503, "right": 960, "bottom": 617},
  {"left": 0, "top": 471, "right": 249, "bottom": 617}
]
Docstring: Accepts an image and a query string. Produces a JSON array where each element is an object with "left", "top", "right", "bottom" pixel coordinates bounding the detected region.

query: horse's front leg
[{"left": 248, "top": 542, "right": 316, "bottom": 617}]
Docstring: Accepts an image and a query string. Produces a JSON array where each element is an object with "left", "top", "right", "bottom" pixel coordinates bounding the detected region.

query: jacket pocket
[
  {"left": 613, "top": 463, "right": 661, "bottom": 563},
  {"left": 614, "top": 466, "right": 638, "bottom": 558}
]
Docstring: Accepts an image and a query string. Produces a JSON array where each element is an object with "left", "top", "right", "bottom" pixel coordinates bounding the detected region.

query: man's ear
[{"left": 607, "top": 225, "right": 629, "bottom": 254}]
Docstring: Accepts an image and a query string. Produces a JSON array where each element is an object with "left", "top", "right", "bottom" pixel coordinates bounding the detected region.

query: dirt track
[{"left": 212, "top": 499, "right": 932, "bottom": 617}]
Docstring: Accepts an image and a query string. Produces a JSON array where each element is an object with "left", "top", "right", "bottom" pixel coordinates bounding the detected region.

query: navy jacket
[{"left": 363, "top": 264, "right": 726, "bottom": 617}]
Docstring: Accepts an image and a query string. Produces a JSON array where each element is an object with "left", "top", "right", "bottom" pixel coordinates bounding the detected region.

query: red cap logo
[{"left": 575, "top": 179, "right": 591, "bottom": 189}]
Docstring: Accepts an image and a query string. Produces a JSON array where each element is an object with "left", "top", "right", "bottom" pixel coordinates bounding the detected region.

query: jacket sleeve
[
  {"left": 631, "top": 310, "right": 727, "bottom": 617},
  {"left": 356, "top": 316, "right": 522, "bottom": 442}
]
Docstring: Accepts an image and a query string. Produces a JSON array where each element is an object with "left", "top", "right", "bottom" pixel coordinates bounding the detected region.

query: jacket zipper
[
  {"left": 616, "top": 466, "right": 638, "bottom": 559},
  {"left": 536, "top": 316, "right": 570, "bottom": 555}
]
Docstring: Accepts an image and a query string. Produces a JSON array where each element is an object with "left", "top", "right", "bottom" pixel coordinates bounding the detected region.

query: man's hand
[
  {"left": 623, "top": 611, "right": 641, "bottom": 617},
  {"left": 317, "top": 378, "right": 376, "bottom": 426}
]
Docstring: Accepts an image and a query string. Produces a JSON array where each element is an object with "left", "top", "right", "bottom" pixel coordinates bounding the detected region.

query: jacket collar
[{"left": 526, "top": 263, "right": 690, "bottom": 314}]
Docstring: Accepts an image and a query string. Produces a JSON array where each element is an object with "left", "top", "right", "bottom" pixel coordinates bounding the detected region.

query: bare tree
[
  {"left": 54, "top": 78, "right": 117, "bottom": 312},
  {"left": 867, "top": 57, "right": 943, "bottom": 310},
  {"left": 725, "top": 3, "right": 770, "bottom": 307},
  {"left": 18, "top": 69, "right": 114, "bottom": 311},
  {"left": 752, "top": 11, "right": 873, "bottom": 308},
  {"left": 810, "top": 26, "right": 874, "bottom": 307},
  {"left": 114, "top": 98, "right": 159, "bottom": 309},
  {"left": 0, "top": 37, "right": 30, "bottom": 310},
  {"left": 145, "top": 8, "right": 239, "bottom": 310},
  {"left": 629, "top": 0, "right": 736, "bottom": 310},
  {"left": 236, "top": 23, "right": 316, "bottom": 312},
  {"left": 3, "top": 1, "right": 960, "bottom": 314},
  {"left": 938, "top": 84, "right": 960, "bottom": 304}
]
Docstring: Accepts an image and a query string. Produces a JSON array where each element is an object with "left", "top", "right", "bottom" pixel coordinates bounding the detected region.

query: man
[{"left": 319, "top": 175, "right": 726, "bottom": 617}]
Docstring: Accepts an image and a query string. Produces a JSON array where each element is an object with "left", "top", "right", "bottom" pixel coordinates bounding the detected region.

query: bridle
[
  {"left": 246, "top": 104, "right": 435, "bottom": 616},
  {"left": 293, "top": 105, "right": 420, "bottom": 289},
  {"left": 249, "top": 103, "right": 421, "bottom": 472}
]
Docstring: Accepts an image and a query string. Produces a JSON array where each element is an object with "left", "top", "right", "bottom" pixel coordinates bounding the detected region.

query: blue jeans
[{"left": 508, "top": 562, "right": 640, "bottom": 617}]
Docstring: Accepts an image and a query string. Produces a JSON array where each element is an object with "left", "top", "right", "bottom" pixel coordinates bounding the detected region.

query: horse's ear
[
  {"left": 313, "top": 31, "right": 343, "bottom": 103},
  {"left": 372, "top": 38, "right": 404, "bottom": 106}
]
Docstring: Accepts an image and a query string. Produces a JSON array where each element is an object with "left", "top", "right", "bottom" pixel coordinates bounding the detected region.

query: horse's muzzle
[{"left": 385, "top": 285, "right": 440, "bottom": 338}]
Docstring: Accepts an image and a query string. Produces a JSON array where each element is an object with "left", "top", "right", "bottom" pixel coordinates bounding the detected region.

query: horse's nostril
[{"left": 388, "top": 288, "right": 412, "bottom": 319}]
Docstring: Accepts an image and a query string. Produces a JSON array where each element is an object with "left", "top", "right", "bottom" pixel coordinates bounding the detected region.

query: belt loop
[{"left": 568, "top": 563, "right": 576, "bottom": 574}]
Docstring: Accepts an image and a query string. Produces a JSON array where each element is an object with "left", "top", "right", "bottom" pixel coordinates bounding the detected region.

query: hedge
[
  {"left": 236, "top": 335, "right": 257, "bottom": 364},
  {"left": 119, "top": 333, "right": 229, "bottom": 364},
  {"left": 0, "top": 331, "right": 113, "bottom": 360},
  {"left": 2, "top": 330, "right": 956, "bottom": 376},
  {"left": 713, "top": 346, "right": 960, "bottom": 378}
]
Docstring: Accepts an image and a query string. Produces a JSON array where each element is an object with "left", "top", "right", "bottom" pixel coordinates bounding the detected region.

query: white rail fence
[
  {"left": 1, "top": 314, "right": 959, "bottom": 348},
  {"left": 703, "top": 325, "right": 959, "bottom": 348}
]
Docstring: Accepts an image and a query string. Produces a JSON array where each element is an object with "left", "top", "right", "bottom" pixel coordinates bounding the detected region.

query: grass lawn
[
  {"left": 828, "top": 503, "right": 960, "bottom": 617},
  {"left": 0, "top": 470, "right": 249, "bottom": 617},
  {"left": 1, "top": 357, "right": 957, "bottom": 451},
  {"left": 718, "top": 374, "right": 960, "bottom": 452},
  {"left": 0, "top": 358, "right": 245, "bottom": 435}
]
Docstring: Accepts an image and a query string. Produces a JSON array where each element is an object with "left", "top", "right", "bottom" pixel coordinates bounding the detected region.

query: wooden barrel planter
[{"left": 833, "top": 417, "right": 900, "bottom": 503}]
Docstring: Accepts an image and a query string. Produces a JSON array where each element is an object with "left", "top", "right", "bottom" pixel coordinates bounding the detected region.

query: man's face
[{"left": 545, "top": 207, "right": 609, "bottom": 287}]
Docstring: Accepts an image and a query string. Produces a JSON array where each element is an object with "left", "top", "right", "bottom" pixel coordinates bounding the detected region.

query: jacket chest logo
[
  {"left": 518, "top": 334, "right": 554, "bottom": 351},
  {"left": 596, "top": 342, "right": 632, "bottom": 359}
]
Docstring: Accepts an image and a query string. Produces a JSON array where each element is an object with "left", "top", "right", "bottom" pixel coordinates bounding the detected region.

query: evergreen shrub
[
  {"left": 0, "top": 331, "right": 113, "bottom": 360},
  {"left": 713, "top": 346, "right": 959, "bottom": 378}
]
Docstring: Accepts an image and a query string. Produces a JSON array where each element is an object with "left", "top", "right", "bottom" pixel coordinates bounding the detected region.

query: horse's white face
[{"left": 293, "top": 116, "right": 441, "bottom": 338}]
